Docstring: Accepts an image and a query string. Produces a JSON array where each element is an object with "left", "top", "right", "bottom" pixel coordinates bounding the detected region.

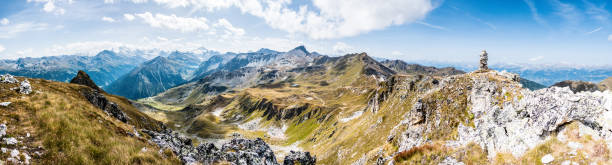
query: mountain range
[
  {"left": 2, "top": 45, "right": 612, "bottom": 164},
  {"left": 0, "top": 50, "right": 146, "bottom": 87}
]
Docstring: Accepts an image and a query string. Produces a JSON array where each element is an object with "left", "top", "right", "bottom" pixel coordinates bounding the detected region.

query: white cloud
[
  {"left": 123, "top": 14, "right": 135, "bottom": 21},
  {"left": 391, "top": 51, "right": 403, "bottom": 56},
  {"left": 135, "top": 12, "right": 209, "bottom": 32},
  {"left": 608, "top": 34, "right": 612, "bottom": 41},
  {"left": 0, "top": 22, "right": 49, "bottom": 39},
  {"left": 529, "top": 56, "right": 544, "bottom": 62},
  {"left": 416, "top": 21, "right": 446, "bottom": 30},
  {"left": 27, "top": 0, "right": 68, "bottom": 15},
  {"left": 523, "top": 0, "right": 546, "bottom": 25},
  {"left": 156, "top": 36, "right": 168, "bottom": 41},
  {"left": 583, "top": 0, "right": 610, "bottom": 24},
  {"left": 332, "top": 42, "right": 356, "bottom": 55},
  {"left": 551, "top": 0, "right": 582, "bottom": 25},
  {"left": 0, "top": 18, "right": 9, "bottom": 25},
  {"left": 101, "top": 16, "right": 116, "bottom": 23},
  {"left": 214, "top": 18, "right": 245, "bottom": 37},
  {"left": 139, "top": 0, "right": 436, "bottom": 39},
  {"left": 586, "top": 27, "right": 602, "bottom": 34},
  {"left": 0, "top": 45, "right": 5, "bottom": 53}
]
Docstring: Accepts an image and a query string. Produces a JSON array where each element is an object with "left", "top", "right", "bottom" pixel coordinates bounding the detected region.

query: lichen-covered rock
[
  {"left": 283, "top": 151, "right": 316, "bottom": 165},
  {"left": 19, "top": 79, "right": 32, "bottom": 94},
  {"left": 0, "top": 74, "right": 19, "bottom": 84},
  {"left": 143, "top": 129, "right": 287, "bottom": 165}
]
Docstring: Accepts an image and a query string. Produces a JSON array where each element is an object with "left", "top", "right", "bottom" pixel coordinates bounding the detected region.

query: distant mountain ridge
[
  {"left": 105, "top": 50, "right": 219, "bottom": 99},
  {"left": 0, "top": 50, "right": 146, "bottom": 87}
]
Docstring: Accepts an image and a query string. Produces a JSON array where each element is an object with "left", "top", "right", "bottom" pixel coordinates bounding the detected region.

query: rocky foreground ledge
[{"left": 142, "top": 129, "right": 316, "bottom": 165}]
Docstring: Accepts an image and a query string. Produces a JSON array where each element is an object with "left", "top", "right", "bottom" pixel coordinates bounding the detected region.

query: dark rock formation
[
  {"left": 283, "top": 151, "right": 316, "bottom": 165},
  {"left": 70, "top": 70, "right": 128, "bottom": 123},
  {"left": 70, "top": 70, "right": 104, "bottom": 92},
  {"left": 142, "top": 129, "right": 293, "bottom": 165},
  {"left": 551, "top": 80, "right": 604, "bottom": 93},
  {"left": 81, "top": 89, "right": 129, "bottom": 123}
]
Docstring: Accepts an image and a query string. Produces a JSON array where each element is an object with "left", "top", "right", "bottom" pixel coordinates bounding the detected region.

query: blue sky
[{"left": 0, "top": 0, "right": 611, "bottom": 66}]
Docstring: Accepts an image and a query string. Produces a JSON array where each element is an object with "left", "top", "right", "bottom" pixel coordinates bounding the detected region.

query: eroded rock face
[
  {"left": 391, "top": 71, "right": 612, "bottom": 162},
  {"left": 143, "top": 129, "right": 296, "bottom": 165},
  {"left": 449, "top": 73, "right": 612, "bottom": 158},
  {"left": 283, "top": 151, "right": 316, "bottom": 165},
  {"left": 82, "top": 89, "right": 129, "bottom": 123}
]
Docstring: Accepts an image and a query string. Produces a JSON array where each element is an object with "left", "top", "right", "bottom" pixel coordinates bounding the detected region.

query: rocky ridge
[
  {"left": 386, "top": 70, "right": 612, "bottom": 164},
  {"left": 142, "top": 129, "right": 316, "bottom": 165}
]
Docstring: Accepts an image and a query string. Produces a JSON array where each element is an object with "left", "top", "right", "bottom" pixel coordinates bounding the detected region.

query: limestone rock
[
  {"left": 4, "top": 137, "right": 18, "bottom": 145},
  {"left": 541, "top": 154, "right": 554, "bottom": 164},
  {"left": 0, "top": 102, "right": 11, "bottom": 107},
  {"left": 0, "top": 74, "right": 19, "bottom": 84},
  {"left": 19, "top": 79, "right": 32, "bottom": 94}
]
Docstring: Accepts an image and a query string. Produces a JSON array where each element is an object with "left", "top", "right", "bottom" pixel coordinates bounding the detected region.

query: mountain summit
[{"left": 70, "top": 70, "right": 104, "bottom": 92}]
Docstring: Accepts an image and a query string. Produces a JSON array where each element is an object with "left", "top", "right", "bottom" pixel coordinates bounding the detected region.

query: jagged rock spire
[
  {"left": 479, "top": 50, "right": 488, "bottom": 70},
  {"left": 70, "top": 70, "right": 104, "bottom": 92}
]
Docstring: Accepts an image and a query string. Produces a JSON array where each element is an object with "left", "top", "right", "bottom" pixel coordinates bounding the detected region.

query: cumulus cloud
[
  {"left": 608, "top": 34, "right": 612, "bottom": 41},
  {"left": 1, "top": 18, "right": 9, "bottom": 25},
  {"left": 135, "top": 12, "right": 209, "bottom": 32},
  {"left": 27, "top": 0, "right": 69, "bottom": 15},
  {"left": 101, "top": 16, "right": 116, "bottom": 23},
  {"left": 0, "top": 45, "right": 5, "bottom": 53},
  {"left": 214, "top": 18, "right": 245, "bottom": 37},
  {"left": 332, "top": 42, "right": 356, "bottom": 55},
  {"left": 138, "top": 0, "right": 436, "bottom": 39},
  {"left": 123, "top": 14, "right": 135, "bottom": 21}
]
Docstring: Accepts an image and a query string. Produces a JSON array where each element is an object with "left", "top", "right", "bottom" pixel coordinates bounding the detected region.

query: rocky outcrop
[
  {"left": 283, "top": 151, "right": 316, "bottom": 165},
  {"left": 70, "top": 71, "right": 129, "bottom": 123},
  {"left": 142, "top": 129, "right": 298, "bottom": 165},
  {"left": 551, "top": 80, "right": 604, "bottom": 93},
  {"left": 19, "top": 79, "right": 32, "bottom": 95},
  {"left": 81, "top": 89, "right": 129, "bottom": 123},
  {"left": 0, "top": 74, "right": 19, "bottom": 83},
  {"left": 70, "top": 70, "right": 103, "bottom": 92},
  {"left": 391, "top": 71, "right": 612, "bottom": 163}
]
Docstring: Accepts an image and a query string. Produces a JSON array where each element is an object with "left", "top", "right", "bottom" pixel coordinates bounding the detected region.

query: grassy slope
[
  {"left": 0, "top": 77, "right": 179, "bottom": 164},
  {"left": 600, "top": 77, "right": 612, "bottom": 91}
]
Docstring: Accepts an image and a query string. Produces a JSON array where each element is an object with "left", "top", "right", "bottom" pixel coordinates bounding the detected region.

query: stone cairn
[{"left": 479, "top": 50, "right": 488, "bottom": 71}]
